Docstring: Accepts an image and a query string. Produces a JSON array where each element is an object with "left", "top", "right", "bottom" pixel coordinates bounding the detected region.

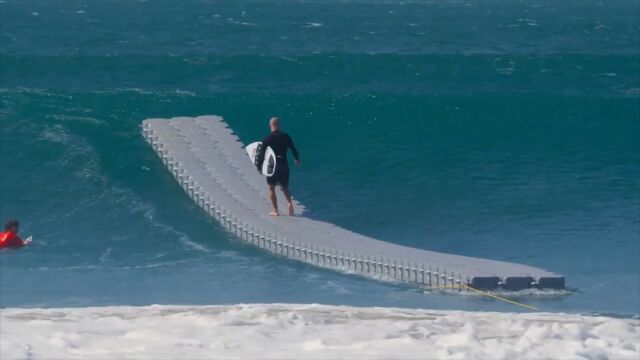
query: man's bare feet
[
  {"left": 269, "top": 210, "right": 279, "bottom": 216},
  {"left": 288, "top": 203, "right": 295, "bottom": 216}
]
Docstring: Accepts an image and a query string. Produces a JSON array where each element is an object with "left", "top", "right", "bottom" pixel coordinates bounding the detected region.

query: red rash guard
[{"left": 0, "top": 231, "right": 24, "bottom": 249}]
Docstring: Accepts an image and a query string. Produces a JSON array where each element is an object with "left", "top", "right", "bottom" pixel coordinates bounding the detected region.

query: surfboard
[
  {"left": 24, "top": 236, "right": 32, "bottom": 245},
  {"left": 245, "top": 142, "right": 277, "bottom": 176}
]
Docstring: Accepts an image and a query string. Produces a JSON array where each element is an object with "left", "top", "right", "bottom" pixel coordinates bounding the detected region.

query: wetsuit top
[
  {"left": 0, "top": 231, "right": 23, "bottom": 249},
  {"left": 257, "top": 130, "right": 299, "bottom": 169}
]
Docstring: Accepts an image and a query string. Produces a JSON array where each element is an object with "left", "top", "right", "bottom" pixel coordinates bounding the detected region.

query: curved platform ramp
[{"left": 142, "top": 116, "right": 565, "bottom": 291}]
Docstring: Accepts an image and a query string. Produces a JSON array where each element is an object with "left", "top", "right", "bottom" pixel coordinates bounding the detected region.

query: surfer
[
  {"left": 256, "top": 117, "right": 300, "bottom": 216},
  {"left": 0, "top": 220, "right": 28, "bottom": 249}
]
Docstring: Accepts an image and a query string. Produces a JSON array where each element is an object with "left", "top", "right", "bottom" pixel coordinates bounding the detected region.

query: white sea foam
[
  {"left": 50, "top": 114, "right": 106, "bottom": 126},
  {"left": 1, "top": 304, "right": 638, "bottom": 360}
]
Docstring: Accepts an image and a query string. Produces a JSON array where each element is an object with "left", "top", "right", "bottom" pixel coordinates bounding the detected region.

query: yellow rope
[{"left": 430, "top": 284, "right": 539, "bottom": 311}]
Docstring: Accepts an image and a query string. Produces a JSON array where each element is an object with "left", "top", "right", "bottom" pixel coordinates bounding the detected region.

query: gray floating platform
[{"left": 142, "top": 116, "right": 565, "bottom": 291}]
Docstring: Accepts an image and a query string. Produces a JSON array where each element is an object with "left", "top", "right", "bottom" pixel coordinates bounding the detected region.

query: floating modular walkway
[{"left": 141, "top": 116, "right": 565, "bottom": 291}]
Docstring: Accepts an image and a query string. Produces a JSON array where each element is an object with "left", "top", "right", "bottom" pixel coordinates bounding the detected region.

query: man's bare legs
[
  {"left": 281, "top": 186, "right": 295, "bottom": 216},
  {"left": 268, "top": 185, "right": 279, "bottom": 216},
  {"left": 268, "top": 184, "right": 295, "bottom": 216}
]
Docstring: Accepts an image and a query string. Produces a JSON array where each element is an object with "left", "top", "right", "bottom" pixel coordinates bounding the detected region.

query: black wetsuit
[{"left": 256, "top": 130, "right": 299, "bottom": 187}]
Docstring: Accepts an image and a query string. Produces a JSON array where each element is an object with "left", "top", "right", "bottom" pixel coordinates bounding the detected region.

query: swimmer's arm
[
  {"left": 10, "top": 235, "right": 26, "bottom": 247},
  {"left": 287, "top": 135, "right": 300, "bottom": 165}
]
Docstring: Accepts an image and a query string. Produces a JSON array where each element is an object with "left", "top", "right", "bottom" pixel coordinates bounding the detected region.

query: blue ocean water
[{"left": 1, "top": 0, "right": 638, "bottom": 316}]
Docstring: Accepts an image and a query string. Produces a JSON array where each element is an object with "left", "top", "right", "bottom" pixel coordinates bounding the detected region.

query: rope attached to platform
[{"left": 432, "top": 284, "right": 539, "bottom": 311}]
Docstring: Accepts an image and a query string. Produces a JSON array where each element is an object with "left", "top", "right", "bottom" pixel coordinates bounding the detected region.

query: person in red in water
[{"left": 0, "top": 220, "right": 28, "bottom": 249}]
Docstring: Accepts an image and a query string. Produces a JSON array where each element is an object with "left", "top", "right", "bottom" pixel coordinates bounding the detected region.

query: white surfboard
[{"left": 246, "top": 142, "right": 277, "bottom": 176}]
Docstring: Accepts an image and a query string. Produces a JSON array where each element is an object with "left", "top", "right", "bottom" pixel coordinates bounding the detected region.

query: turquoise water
[{"left": 1, "top": 0, "right": 639, "bottom": 316}]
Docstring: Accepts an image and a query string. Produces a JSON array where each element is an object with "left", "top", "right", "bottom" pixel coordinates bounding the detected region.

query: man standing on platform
[{"left": 256, "top": 117, "right": 300, "bottom": 216}]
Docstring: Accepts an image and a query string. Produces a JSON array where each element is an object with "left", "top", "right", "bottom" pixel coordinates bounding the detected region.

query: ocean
[{"left": 1, "top": 0, "right": 638, "bottom": 317}]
